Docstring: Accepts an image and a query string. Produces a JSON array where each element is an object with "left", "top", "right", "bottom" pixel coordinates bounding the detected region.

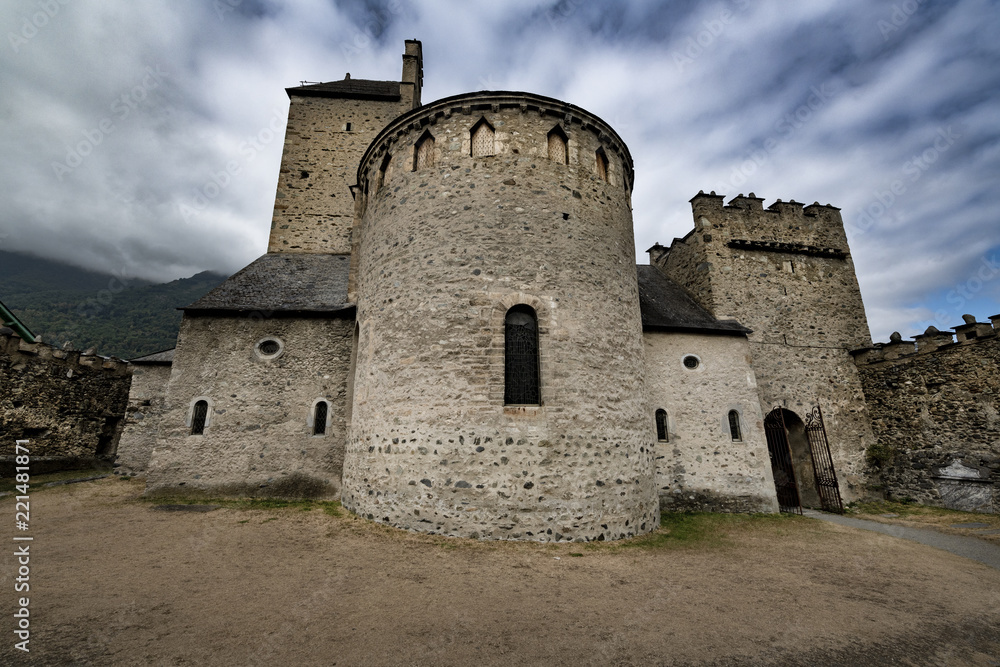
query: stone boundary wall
[
  {"left": 0, "top": 328, "right": 131, "bottom": 474},
  {"left": 853, "top": 314, "right": 1000, "bottom": 513}
]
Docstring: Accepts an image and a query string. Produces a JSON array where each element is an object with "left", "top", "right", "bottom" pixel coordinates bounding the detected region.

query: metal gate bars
[
  {"left": 805, "top": 406, "right": 845, "bottom": 514},
  {"left": 764, "top": 409, "right": 801, "bottom": 514}
]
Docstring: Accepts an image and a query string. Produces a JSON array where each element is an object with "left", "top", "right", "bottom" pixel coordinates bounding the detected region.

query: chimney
[{"left": 401, "top": 39, "right": 423, "bottom": 110}]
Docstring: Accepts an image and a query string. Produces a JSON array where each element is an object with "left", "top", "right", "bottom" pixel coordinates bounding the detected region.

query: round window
[
  {"left": 682, "top": 355, "right": 700, "bottom": 370},
  {"left": 255, "top": 338, "right": 284, "bottom": 359}
]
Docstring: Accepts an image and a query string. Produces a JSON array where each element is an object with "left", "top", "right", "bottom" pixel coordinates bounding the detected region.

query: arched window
[
  {"left": 729, "top": 410, "right": 742, "bottom": 442},
  {"left": 655, "top": 409, "right": 669, "bottom": 442},
  {"left": 313, "top": 401, "right": 329, "bottom": 436},
  {"left": 414, "top": 131, "right": 435, "bottom": 170},
  {"left": 595, "top": 147, "right": 609, "bottom": 182},
  {"left": 504, "top": 305, "right": 540, "bottom": 405},
  {"left": 471, "top": 118, "right": 495, "bottom": 157},
  {"left": 547, "top": 126, "right": 568, "bottom": 165},
  {"left": 191, "top": 400, "right": 208, "bottom": 435}
]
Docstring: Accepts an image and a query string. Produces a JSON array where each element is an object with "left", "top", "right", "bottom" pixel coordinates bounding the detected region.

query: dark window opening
[
  {"left": 504, "top": 305, "right": 540, "bottom": 405},
  {"left": 314, "top": 401, "right": 328, "bottom": 435},
  {"left": 596, "top": 147, "right": 609, "bottom": 182},
  {"left": 345, "top": 122, "right": 352, "bottom": 131},
  {"left": 683, "top": 355, "right": 699, "bottom": 369},
  {"left": 655, "top": 409, "right": 669, "bottom": 442},
  {"left": 729, "top": 410, "right": 742, "bottom": 442},
  {"left": 191, "top": 400, "right": 208, "bottom": 435}
]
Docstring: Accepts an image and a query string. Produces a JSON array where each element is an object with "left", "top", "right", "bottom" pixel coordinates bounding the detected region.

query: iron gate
[
  {"left": 804, "top": 406, "right": 844, "bottom": 514},
  {"left": 764, "top": 409, "right": 801, "bottom": 514}
]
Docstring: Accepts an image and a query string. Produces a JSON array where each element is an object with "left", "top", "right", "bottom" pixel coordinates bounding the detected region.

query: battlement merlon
[
  {"left": 685, "top": 191, "right": 849, "bottom": 252},
  {"left": 852, "top": 315, "right": 1000, "bottom": 364}
]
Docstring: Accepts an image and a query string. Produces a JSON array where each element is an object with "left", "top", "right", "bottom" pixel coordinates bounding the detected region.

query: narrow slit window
[
  {"left": 728, "top": 410, "right": 742, "bottom": 442},
  {"left": 504, "top": 305, "right": 540, "bottom": 405},
  {"left": 313, "top": 401, "right": 328, "bottom": 435},
  {"left": 655, "top": 409, "right": 669, "bottom": 442},
  {"left": 377, "top": 153, "right": 393, "bottom": 192},
  {"left": 547, "top": 126, "right": 568, "bottom": 165},
  {"left": 471, "top": 118, "right": 495, "bottom": 157},
  {"left": 414, "top": 131, "right": 435, "bottom": 170},
  {"left": 595, "top": 148, "right": 609, "bottom": 182},
  {"left": 191, "top": 400, "right": 208, "bottom": 435}
]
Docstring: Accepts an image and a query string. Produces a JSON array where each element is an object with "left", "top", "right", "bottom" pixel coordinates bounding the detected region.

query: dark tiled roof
[
  {"left": 637, "top": 265, "right": 749, "bottom": 335},
  {"left": 287, "top": 79, "right": 401, "bottom": 101},
  {"left": 184, "top": 254, "right": 353, "bottom": 314},
  {"left": 129, "top": 348, "right": 174, "bottom": 364}
]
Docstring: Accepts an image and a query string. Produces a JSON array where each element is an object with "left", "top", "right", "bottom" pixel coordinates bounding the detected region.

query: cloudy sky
[{"left": 1, "top": 0, "right": 998, "bottom": 342}]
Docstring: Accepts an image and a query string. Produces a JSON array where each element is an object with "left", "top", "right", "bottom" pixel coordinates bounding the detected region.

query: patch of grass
[
  {"left": 615, "top": 511, "right": 803, "bottom": 551},
  {"left": 0, "top": 467, "right": 112, "bottom": 495}
]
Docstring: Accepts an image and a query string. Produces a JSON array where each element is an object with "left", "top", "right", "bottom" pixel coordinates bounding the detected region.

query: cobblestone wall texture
[
  {"left": 145, "top": 314, "right": 354, "bottom": 498},
  {"left": 660, "top": 194, "right": 877, "bottom": 502},
  {"left": 856, "top": 329, "right": 1000, "bottom": 512},
  {"left": 644, "top": 331, "right": 778, "bottom": 513},
  {"left": 342, "top": 93, "right": 658, "bottom": 542},
  {"left": 0, "top": 330, "right": 130, "bottom": 469}
]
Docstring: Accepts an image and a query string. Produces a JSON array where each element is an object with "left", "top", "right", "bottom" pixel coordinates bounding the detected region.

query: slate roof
[
  {"left": 636, "top": 265, "right": 750, "bottom": 335},
  {"left": 287, "top": 79, "right": 401, "bottom": 101},
  {"left": 129, "top": 348, "right": 174, "bottom": 365},
  {"left": 184, "top": 254, "right": 353, "bottom": 314}
]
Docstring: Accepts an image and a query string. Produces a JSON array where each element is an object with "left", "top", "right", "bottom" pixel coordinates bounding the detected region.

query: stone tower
[
  {"left": 655, "top": 193, "right": 877, "bottom": 502},
  {"left": 267, "top": 40, "right": 423, "bottom": 254},
  {"left": 341, "top": 92, "right": 659, "bottom": 541}
]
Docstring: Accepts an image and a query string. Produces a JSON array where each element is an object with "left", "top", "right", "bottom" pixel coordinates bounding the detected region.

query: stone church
[{"left": 114, "top": 40, "right": 999, "bottom": 541}]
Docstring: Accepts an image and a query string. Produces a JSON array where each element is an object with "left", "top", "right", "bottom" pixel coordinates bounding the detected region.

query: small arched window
[
  {"left": 471, "top": 118, "right": 495, "bottom": 157},
  {"left": 547, "top": 126, "right": 568, "bottom": 165},
  {"left": 191, "top": 400, "right": 208, "bottom": 435},
  {"left": 655, "top": 409, "right": 669, "bottom": 443},
  {"left": 414, "top": 131, "right": 435, "bottom": 170},
  {"left": 313, "top": 401, "right": 329, "bottom": 436},
  {"left": 728, "top": 410, "right": 742, "bottom": 442},
  {"left": 595, "top": 147, "right": 609, "bottom": 182},
  {"left": 504, "top": 305, "right": 540, "bottom": 405}
]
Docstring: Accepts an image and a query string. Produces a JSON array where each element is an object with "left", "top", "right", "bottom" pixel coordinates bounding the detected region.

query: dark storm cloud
[{"left": 0, "top": 0, "right": 997, "bottom": 342}]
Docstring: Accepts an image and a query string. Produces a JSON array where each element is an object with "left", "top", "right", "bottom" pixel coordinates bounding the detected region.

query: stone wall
[
  {"left": 115, "top": 358, "right": 172, "bottom": 474},
  {"left": 854, "top": 316, "right": 1000, "bottom": 513},
  {"left": 644, "top": 331, "right": 778, "bottom": 513},
  {"left": 0, "top": 329, "right": 131, "bottom": 473},
  {"left": 144, "top": 313, "right": 354, "bottom": 498},
  {"left": 660, "top": 192, "right": 878, "bottom": 503},
  {"left": 343, "top": 92, "right": 658, "bottom": 542}
]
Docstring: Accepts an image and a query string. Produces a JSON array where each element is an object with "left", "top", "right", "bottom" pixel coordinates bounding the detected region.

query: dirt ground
[{"left": 2, "top": 478, "right": 1000, "bottom": 667}]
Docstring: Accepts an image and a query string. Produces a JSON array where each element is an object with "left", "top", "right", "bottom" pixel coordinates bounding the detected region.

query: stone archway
[{"left": 764, "top": 408, "right": 822, "bottom": 512}]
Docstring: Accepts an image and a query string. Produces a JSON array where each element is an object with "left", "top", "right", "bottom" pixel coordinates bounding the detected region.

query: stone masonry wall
[
  {"left": 115, "top": 362, "right": 171, "bottom": 474},
  {"left": 145, "top": 313, "right": 354, "bottom": 499},
  {"left": 661, "top": 192, "right": 877, "bottom": 503},
  {"left": 855, "top": 319, "right": 1000, "bottom": 512},
  {"left": 0, "top": 329, "right": 130, "bottom": 473},
  {"left": 644, "top": 331, "right": 778, "bottom": 513},
  {"left": 267, "top": 93, "right": 414, "bottom": 255},
  {"left": 344, "top": 93, "right": 658, "bottom": 542}
]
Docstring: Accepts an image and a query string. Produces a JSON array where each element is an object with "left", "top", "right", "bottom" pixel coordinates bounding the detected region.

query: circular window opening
[
  {"left": 255, "top": 338, "right": 284, "bottom": 359},
  {"left": 682, "top": 355, "right": 700, "bottom": 370}
]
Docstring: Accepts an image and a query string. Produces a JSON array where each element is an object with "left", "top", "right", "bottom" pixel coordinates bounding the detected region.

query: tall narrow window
[
  {"left": 547, "top": 126, "right": 568, "bottom": 165},
  {"left": 504, "top": 305, "right": 540, "bottom": 405},
  {"left": 377, "top": 153, "right": 393, "bottom": 192},
  {"left": 655, "top": 409, "right": 669, "bottom": 442},
  {"left": 191, "top": 400, "right": 208, "bottom": 435},
  {"left": 471, "top": 118, "right": 495, "bottom": 157},
  {"left": 595, "top": 147, "right": 609, "bottom": 182},
  {"left": 728, "top": 410, "right": 742, "bottom": 442},
  {"left": 414, "top": 131, "right": 435, "bottom": 170},
  {"left": 313, "top": 401, "right": 328, "bottom": 436}
]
